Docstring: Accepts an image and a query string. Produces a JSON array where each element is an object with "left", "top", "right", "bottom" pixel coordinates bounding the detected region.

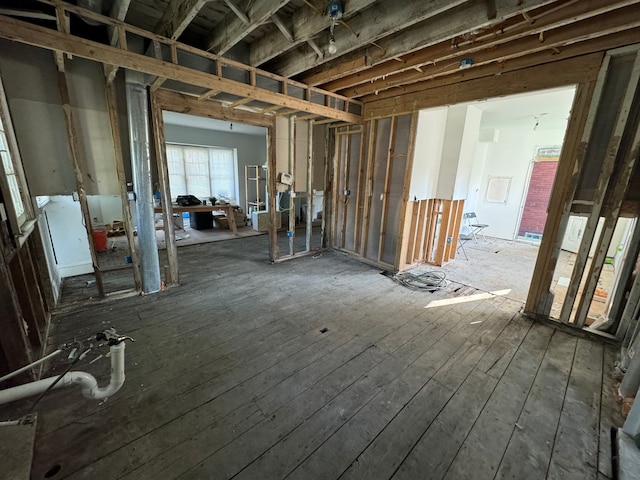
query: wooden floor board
[
  {"left": 0, "top": 236, "right": 619, "bottom": 480},
  {"left": 547, "top": 338, "right": 603, "bottom": 480},
  {"left": 443, "top": 321, "right": 554, "bottom": 480},
  {"left": 495, "top": 330, "right": 578, "bottom": 480}
]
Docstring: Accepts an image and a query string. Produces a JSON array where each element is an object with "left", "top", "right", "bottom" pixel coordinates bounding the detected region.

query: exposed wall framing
[
  {"left": 0, "top": 2, "right": 362, "bottom": 124},
  {"left": 403, "top": 199, "right": 465, "bottom": 268}
]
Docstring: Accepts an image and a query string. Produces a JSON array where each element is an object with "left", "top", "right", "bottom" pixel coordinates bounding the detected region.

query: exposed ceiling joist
[
  {"left": 155, "top": 0, "right": 209, "bottom": 40},
  {"left": 108, "top": 0, "right": 131, "bottom": 46},
  {"left": 345, "top": 2, "right": 640, "bottom": 98},
  {"left": 307, "top": 39, "right": 323, "bottom": 58},
  {"left": 249, "top": 0, "right": 377, "bottom": 67},
  {"left": 270, "top": 0, "right": 471, "bottom": 78},
  {"left": 224, "top": 0, "right": 250, "bottom": 25},
  {"left": 270, "top": 0, "right": 558, "bottom": 79},
  {"left": 157, "top": 89, "right": 275, "bottom": 127},
  {"left": 227, "top": 96, "right": 253, "bottom": 108},
  {"left": 322, "top": 0, "right": 636, "bottom": 93},
  {"left": 271, "top": 12, "right": 293, "bottom": 43},
  {"left": 206, "top": 0, "right": 289, "bottom": 55},
  {"left": 0, "top": 12, "right": 360, "bottom": 123},
  {"left": 0, "top": 8, "right": 56, "bottom": 21}
]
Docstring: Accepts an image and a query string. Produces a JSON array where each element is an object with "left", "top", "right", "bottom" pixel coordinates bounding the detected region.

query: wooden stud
[
  {"left": 574, "top": 53, "right": 640, "bottom": 327},
  {"left": 149, "top": 90, "right": 179, "bottom": 286},
  {"left": 267, "top": 125, "right": 279, "bottom": 261},
  {"left": 377, "top": 116, "right": 397, "bottom": 263},
  {"left": 57, "top": 69, "right": 105, "bottom": 297},
  {"left": 560, "top": 50, "right": 640, "bottom": 326},
  {"left": 360, "top": 120, "right": 376, "bottom": 257},
  {"left": 394, "top": 112, "right": 418, "bottom": 270},
  {"left": 105, "top": 80, "right": 142, "bottom": 292},
  {"left": 288, "top": 116, "right": 296, "bottom": 256},
  {"left": 306, "top": 120, "right": 314, "bottom": 253},
  {"left": 525, "top": 80, "right": 599, "bottom": 315},
  {"left": 353, "top": 126, "right": 367, "bottom": 254}
]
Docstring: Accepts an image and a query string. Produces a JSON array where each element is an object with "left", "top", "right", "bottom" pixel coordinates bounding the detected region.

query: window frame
[
  {"left": 0, "top": 75, "right": 34, "bottom": 245},
  {"left": 165, "top": 143, "right": 239, "bottom": 204}
]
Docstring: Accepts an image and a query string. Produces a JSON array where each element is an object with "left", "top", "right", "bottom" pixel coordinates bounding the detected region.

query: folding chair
[
  {"left": 457, "top": 226, "right": 473, "bottom": 260},
  {"left": 463, "top": 212, "right": 489, "bottom": 242}
]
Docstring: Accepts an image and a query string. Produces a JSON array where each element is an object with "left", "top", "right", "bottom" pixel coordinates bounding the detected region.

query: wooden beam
[
  {"left": 108, "top": 0, "right": 131, "bottom": 46},
  {"left": 525, "top": 82, "right": 599, "bottom": 316},
  {"left": 318, "top": 0, "right": 629, "bottom": 92},
  {"left": 307, "top": 39, "right": 323, "bottom": 59},
  {"left": 0, "top": 14, "right": 361, "bottom": 124},
  {"left": 560, "top": 49, "right": 640, "bottom": 327},
  {"left": 207, "top": 0, "right": 289, "bottom": 55},
  {"left": 271, "top": 12, "right": 293, "bottom": 43},
  {"left": 249, "top": 0, "right": 377, "bottom": 67},
  {"left": 395, "top": 112, "right": 418, "bottom": 270},
  {"left": 224, "top": 0, "right": 250, "bottom": 25},
  {"left": 363, "top": 53, "right": 603, "bottom": 120},
  {"left": 267, "top": 125, "right": 279, "bottom": 261},
  {"left": 226, "top": 97, "right": 253, "bottom": 108},
  {"left": 155, "top": 89, "right": 275, "bottom": 128},
  {"left": 0, "top": 8, "right": 56, "bottom": 21},
  {"left": 149, "top": 91, "right": 179, "bottom": 286},
  {"left": 104, "top": 80, "right": 142, "bottom": 292},
  {"left": 340, "top": 2, "right": 640, "bottom": 98},
  {"left": 360, "top": 28, "right": 640, "bottom": 105},
  {"left": 155, "top": 0, "right": 208, "bottom": 40},
  {"left": 57, "top": 69, "right": 105, "bottom": 297},
  {"left": 197, "top": 89, "right": 220, "bottom": 101},
  {"left": 270, "top": 0, "right": 556, "bottom": 79}
]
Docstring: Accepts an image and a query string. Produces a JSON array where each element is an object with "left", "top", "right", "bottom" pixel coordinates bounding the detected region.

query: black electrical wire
[
  {"left": 393, "top": 270, "right": 448, "bottom": 292},
  {"left": 27, "top": 348, "right": 91, "bottom": 414}
]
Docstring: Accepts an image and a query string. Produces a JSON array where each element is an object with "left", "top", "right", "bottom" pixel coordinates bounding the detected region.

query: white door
[{"left": 561, "top": 215, "right": 587, "bottom": 253}]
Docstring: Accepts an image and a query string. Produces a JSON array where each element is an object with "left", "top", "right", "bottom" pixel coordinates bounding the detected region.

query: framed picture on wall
[{"left": 485, "top": 176, "right": 512, "bottom": 204}]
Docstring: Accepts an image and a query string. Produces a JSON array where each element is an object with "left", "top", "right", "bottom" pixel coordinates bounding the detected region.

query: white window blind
[{"left": 166, "top": 144, "right": 238, "bottom": 204}]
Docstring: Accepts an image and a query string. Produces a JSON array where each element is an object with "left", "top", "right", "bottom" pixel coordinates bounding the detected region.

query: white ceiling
[
  {"left": 472, "top": 86, "right": 577, "bottom": 131},
  {"left": 162, "top": 111, "right": 267, "bottom": 136}
]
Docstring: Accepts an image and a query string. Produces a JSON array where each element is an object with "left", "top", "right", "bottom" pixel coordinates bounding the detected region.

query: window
[
  {"left": 166, "top": 144, "right": 238, "bottom": 203},
  {"left": 0, "top": 76, "right": 31, "bottom": 239}
]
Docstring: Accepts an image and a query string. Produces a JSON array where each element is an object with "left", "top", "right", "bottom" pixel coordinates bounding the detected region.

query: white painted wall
[
  {"left": 453, "top": 106, "right": 482, "bottom": 200},
  {"left": 87, "top": 195, "right": 123, "bottom": 227},
  {"left": 474, "top": 127, "right": 567, "bottom": 240},
  {"left": 436, "top": 106, "right": 467, "bottom": 199},
  {"left": 409, "top": 108, "right": 447, "bottom": 200},
  {"left": 43, "top": 196, "right": 93, "bottom": 278}
]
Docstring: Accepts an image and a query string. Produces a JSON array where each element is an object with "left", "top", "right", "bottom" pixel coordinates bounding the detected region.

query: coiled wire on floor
[{"left": 393, "top": 270, "right": 448, "bottom": 292}]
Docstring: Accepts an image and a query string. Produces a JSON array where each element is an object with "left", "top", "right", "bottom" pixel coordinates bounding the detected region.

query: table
[{"left": 154, "top": 204, "right": 238, "bottom": 234}]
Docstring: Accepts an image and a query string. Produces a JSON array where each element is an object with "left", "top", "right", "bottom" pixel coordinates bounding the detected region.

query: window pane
[
  {"left": 7, "top": 174, "right": 24, "bottom": 217},
  {"left": 210, "top": 148, "right": 237, "bottom": 203},
  {"left": 1, "top": 150, "right": 14, "bottom": 174},
  {"left": 184, "top": 147, "right": 210, "bottom": 199}
]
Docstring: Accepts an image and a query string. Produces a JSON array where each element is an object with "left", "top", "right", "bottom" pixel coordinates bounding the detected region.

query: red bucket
[{"left": 92, "top": 228, "right": 108, "bottom": 252}]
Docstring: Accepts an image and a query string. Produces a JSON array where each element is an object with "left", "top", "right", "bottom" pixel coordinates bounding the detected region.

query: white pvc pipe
[
  {"left": 0, "top": 343, "right": 126, "bottom": 406},
  {"left": 0, "top": 349, "right": 63, "bottom": 384}
]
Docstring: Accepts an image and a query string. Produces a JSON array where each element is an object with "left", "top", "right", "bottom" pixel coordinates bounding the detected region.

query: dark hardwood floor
[{"left": 1, "top": 235, "right": 623, "bottom": 479}]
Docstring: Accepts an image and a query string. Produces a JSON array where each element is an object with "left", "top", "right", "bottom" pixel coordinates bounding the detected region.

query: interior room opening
[{"left": 406, "top": 86, "right": 577, "bottom": 303}]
